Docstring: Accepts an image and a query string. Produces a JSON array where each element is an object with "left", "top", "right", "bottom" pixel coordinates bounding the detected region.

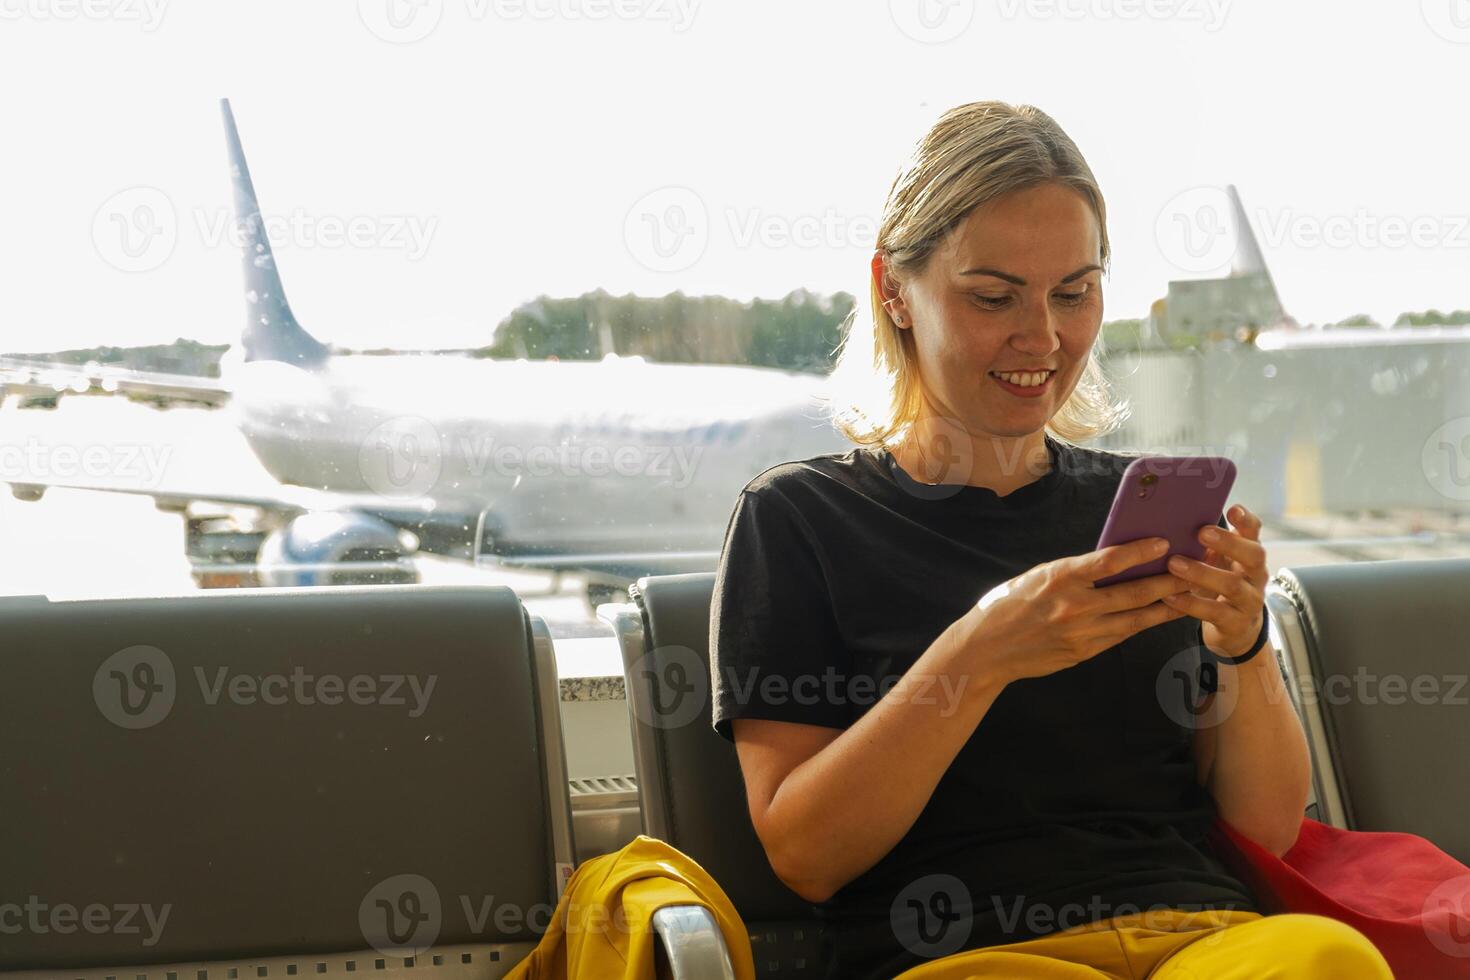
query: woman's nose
[{"left": 1011, "top": 301, "right": 1061, "bottom": 356}]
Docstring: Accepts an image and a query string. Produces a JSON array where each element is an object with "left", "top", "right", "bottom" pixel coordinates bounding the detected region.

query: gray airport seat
[
  {"left": 602, "top": 573, "right": 826, "bottom": 980},
  {"left": 1266, "top": 558, "right": 1470, "bottom": 862},
  {"left": 0, "top": 585, "right": 732, "bottom": 979}
]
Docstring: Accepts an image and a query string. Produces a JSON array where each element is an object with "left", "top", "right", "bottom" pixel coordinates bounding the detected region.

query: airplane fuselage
[{"left": 228, "top": 353, "right": 854, "bottom": 559}]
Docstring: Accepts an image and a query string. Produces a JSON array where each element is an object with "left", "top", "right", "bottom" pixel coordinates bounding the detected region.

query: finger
[
  {"left": 1201, "top": 534, "right": 1270, "bottom": 591},
  {"left": 1160, "top": 590, "right": 1220, "bottom": 624},
  {"left": 1226, "top": 505, "right": 1272, "bottom": 588},
  {"left": 1161, "top": 591, "right": 1256, "bottom": 633},
  {"left": 1091, "top": 599, "right": 1190, "bottom": 643},
  {"left": 1090, "top": 571, "right": 1193, "bottom": 615},
  {"left": 1190, "top": 546, "right": 1229, "bottom": 599},
  {"left": 1199, "top": 523, "right": 1265, "bottom": 571},
  {"left": 1225, "top": 503, "right": 1262, "bottom": 542},
  {"left": 1167, "top": 554, "right": 1257, "bottom": 605},
  {"left": 1203, "top": 545, "right": 1230, "bottom": 572},
  {"left": 1080, "top": 536, "right": 1170, "bottom": 584}
]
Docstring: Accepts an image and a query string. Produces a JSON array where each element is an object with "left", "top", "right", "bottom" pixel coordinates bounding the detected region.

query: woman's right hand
[{"left": 953, "top": 536, "right": 1195, "bottom": 686}]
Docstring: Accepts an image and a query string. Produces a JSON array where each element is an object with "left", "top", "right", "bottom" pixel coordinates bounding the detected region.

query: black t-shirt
[{"left": 709, "top": 432, "right": 1257, "bottom": 980}]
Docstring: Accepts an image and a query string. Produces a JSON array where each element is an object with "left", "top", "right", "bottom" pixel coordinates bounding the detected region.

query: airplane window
[{"left": 2, "top": 8, "right": 1468, "bottom": 647}]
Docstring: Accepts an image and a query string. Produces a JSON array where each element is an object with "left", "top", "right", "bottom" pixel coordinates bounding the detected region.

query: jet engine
[{"left": 256, "top": 511, "right": 419, "bottom": 587}]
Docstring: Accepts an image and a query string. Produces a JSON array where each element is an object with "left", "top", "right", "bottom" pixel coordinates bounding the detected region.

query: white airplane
[{"left": 3, "top": 99, "right": 852, "bottom": 593}]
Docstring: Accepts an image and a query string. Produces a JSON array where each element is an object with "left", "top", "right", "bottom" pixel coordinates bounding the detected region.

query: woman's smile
[{"left": 989, "top": 368, "right": 1057, "bottom": 397}]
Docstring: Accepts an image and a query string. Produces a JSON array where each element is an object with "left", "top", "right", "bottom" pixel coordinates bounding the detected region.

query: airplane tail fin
[
  {"left": 1226, "top": 184, "right": 1290, "bottom": 326},
  {"left": 221, "top": 99, "right": 330, "bottom": 368}
]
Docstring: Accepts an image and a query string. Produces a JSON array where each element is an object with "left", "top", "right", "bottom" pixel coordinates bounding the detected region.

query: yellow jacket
[{"left": 505, "top": 834, "right": 756, "bottom": 980}]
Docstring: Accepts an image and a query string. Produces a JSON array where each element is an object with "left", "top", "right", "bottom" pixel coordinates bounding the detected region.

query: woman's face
[{"left": 886, "top": 182, "right": 1104, "bottom": 442}]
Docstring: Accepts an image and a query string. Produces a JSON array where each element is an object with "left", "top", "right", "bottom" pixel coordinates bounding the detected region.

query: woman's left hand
[{"left": 1160, "top": 504, "right": 1270, "bottom": 658}]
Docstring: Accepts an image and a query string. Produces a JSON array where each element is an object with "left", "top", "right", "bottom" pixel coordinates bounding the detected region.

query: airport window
[
  {"left": 2, "top": 51, "right": 1458, "bottom": 637},
  {"left": 4, "top": 137, "right": 1465, "bottom": 635}
]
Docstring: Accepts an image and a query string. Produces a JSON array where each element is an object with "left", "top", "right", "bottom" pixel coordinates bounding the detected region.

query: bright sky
[{"left": 1, "top": 0, "right": 1467, "bottom": 352}]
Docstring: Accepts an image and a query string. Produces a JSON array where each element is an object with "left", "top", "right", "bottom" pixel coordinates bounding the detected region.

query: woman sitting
[{"left": 708, "top": 101, "right": 1393, "bottom": 979}]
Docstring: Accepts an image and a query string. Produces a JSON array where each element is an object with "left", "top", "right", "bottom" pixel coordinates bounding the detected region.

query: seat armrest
[
  {"left": 652, "top": 904, "right": 737, "bottom": 980},
  {"left": 1266, "top": 579, "right": 1350, "bottom": 828}
]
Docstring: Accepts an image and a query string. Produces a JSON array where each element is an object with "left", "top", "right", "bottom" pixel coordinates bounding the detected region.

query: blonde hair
[{"left": 824, "top": 101, "right": 1130, "bottom": 449}]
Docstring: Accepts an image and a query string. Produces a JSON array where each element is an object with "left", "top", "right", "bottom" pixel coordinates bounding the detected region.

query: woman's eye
[
  {"left": 1053, "top": 290, "right": 1088, "bottom": 306},
  {"left": 974, "top": 295, "right": 1011, "bottom": 310}
]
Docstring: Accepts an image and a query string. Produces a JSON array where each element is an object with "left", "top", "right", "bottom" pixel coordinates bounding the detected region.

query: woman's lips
[{"left": 989, "top": 370, "right": 1055, "bottom": 397}]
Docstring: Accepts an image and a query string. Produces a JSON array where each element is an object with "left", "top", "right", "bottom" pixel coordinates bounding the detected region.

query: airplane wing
[
  {"left": 3, "top": 472, "right": 439, "bottom": 525},
  {"left": 0, "top": 357, "right": 230, "bottom": 406},
  {"left": 489, "top": 550, "right": 723, "bottom": 580},
  {"left": 3, "top": 471, "right": 718, "bottom": 581}
]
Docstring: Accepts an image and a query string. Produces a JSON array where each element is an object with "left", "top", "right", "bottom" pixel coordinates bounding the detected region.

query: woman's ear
[{"left": 871, "top": 251, "right": 910, "bottom": 328}]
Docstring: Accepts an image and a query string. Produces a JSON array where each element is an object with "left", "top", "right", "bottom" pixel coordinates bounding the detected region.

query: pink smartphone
[{"left": 1092, "top": 455, "right": 1238, "bottom": 588}]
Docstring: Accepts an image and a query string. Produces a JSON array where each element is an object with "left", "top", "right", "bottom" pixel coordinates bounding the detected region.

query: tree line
[{"left": 12, "top": 300, "right": 1470, "bottom": 378}]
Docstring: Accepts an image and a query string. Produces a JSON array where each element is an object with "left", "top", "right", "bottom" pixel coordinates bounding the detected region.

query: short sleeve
[{"left": 709, "top": 487, "right": 852, "bottom": 741}]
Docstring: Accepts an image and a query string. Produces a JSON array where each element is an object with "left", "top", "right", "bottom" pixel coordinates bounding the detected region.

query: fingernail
[
  {"left": 1168, "top": 556, "right": 1187, "bottom": 571},
  {"left": 1200, "top": 528, "right": 1219, "bottom": 541}
]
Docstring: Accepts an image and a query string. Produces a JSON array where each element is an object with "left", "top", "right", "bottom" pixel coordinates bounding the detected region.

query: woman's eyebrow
[{"left": 956, "top": 264, "right": 1103, "bottom": 285}]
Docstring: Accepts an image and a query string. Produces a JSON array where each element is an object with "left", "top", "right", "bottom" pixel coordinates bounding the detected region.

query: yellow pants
[{"left": 894, "top": 908, "right": 1394, "bottom": 979}]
